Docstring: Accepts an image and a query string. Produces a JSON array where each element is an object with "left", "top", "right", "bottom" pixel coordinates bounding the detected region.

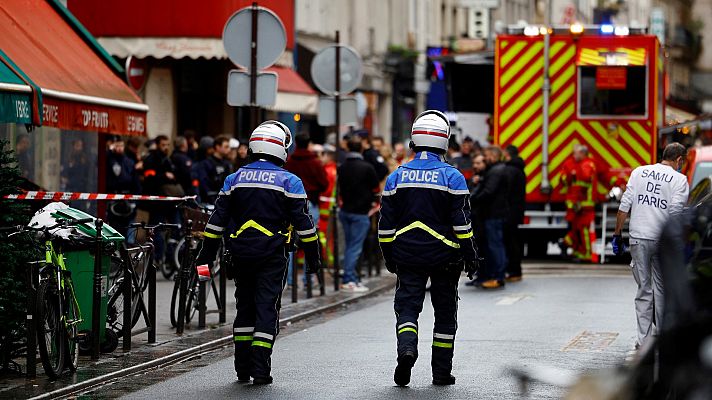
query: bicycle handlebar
[
  {"left": 0, "top": 217, "right": 98, "bottom": 235},
  {"left": 175, "top": 196, "right": 213, "bottom": 212},
  {"left": 0, "top": 225, "right": 23, "bottom": 233},
  {"left": 128, "top": 222, "right": 181, "bottom": 231}
]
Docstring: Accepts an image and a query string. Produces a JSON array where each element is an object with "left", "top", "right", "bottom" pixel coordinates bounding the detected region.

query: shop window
[{"left": 0, "top": 124, "right": 98, "bottom": 213}]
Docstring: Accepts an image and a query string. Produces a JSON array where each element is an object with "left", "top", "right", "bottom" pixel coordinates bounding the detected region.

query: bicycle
[
  {"left": 107, "top": 222, "right": 179, "bottom": 337},
  {"left": 0, "top": 217, "right": 94, "bottom": 379},
  {"left": 169, "top": 203, "right": 225, "bottom": 331}
]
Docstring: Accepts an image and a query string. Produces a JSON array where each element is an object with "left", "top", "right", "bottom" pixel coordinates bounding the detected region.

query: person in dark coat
[
  {"left": 354, "top": 129, "right": 389, "bottom": 181},
  {"left": 470, "top": 145, "right": 509, "bottom": 289},
  {"left": 106, "top": 137, "right": 141, "bottom": 238},
  {"left": 171, "top": 136, "right": 196, "bottom": 196},
  {"left": 192, "top": 136, "right": 233, "bottom": 204},
  {"left": 465, "top": 154, "right": 489, "bottom": 286},
  {"left": 504, "top": 145, "right": 526, "bottom": 281},
  {"left": 337, "top": 139, "right": 380, "bottom": 292},
  {"left": 451, "top": 136, "right": 475, "bottom": 189},
  {"left": 142, "top": 135, "right": 182, "bottom": 260}
]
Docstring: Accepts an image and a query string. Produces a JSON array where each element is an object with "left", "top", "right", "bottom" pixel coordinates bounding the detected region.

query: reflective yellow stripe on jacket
[{"left": 378, "top": 221, "right": 460, "bottom": 248}]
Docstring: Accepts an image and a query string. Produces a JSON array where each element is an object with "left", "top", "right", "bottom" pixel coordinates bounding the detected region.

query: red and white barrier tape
[{"left": 3, "top": 191, "right": 196, "bottom": 202}]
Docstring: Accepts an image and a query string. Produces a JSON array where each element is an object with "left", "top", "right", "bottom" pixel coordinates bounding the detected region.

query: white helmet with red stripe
[
  {"left": 248, "top": 120, "right": 292, "bottom": 163},
  {"left": 410, "top": 110, "right": 451, "bottom": 153}
]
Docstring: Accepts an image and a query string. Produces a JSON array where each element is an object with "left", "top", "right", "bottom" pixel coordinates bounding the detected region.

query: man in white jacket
[{"left": 613, "top": 142, "right": 689, "bottom": 349}]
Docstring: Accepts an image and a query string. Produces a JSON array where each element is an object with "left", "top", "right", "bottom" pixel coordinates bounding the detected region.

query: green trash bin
[{"left": 51, "top": 207, "right": 124, "bottom": 351}]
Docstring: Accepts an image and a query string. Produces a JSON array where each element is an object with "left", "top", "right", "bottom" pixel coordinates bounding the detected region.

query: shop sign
[
  {"left": 0, "top": 92, "right": 33, "bottom": 124},
  {"left": 41, "top": 97, "right": 146, "bottom": 136}
]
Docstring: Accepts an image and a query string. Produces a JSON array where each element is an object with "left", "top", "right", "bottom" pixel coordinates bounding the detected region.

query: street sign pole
[
  {"left": 333, "top": 30, "right": 341, "bottom": 292},
  {"left": 250, "top": 2, "right": 259, "bottom": 131}
]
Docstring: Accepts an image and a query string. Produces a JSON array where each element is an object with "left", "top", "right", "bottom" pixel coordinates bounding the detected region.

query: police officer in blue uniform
[
  {"left": 197, "top": 121, "right": 321, "bottom": 385},
  {"left": 379, "top": 110, "right": 480, "bottom": 387}
]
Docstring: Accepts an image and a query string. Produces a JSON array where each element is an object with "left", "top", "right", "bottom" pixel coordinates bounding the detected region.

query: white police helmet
[
  {"left": 410, "top": 110, "right": 450, "bottom": 153},
  {"left": 248, "top": 120, "right": 292, "bottom": 163}
]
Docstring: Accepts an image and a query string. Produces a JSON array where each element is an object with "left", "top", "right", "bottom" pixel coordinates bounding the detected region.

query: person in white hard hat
[
  {"left": 196, "top": 121, "right": 321, "bottom": 385},
  {"left": 378, "top": 110, "right": 481, "bottom": 387}
]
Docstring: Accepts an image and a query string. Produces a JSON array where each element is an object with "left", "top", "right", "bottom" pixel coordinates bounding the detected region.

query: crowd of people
[
  {"left": 103, "top": 128, "right": 532, "bottom": 292},
  {"left": 104, "top": 133, "right": 249, "bottom": 259}
]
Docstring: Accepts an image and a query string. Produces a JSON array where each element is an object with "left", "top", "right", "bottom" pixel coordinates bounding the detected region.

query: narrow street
[{"left": 113, "top": 270, "right": 635, "bottom": 399}]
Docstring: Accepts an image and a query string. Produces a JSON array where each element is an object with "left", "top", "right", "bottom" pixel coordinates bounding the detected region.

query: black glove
[
  {"left": 385, "top": 260, "right": 397, "bottom": 274},
  {"left": 196, "top": 238, "right": 220, "bottom": 266},
  {"left": 305, "top": 257, "right": 322, "bottom": 275},
  {"left": 465, "top": 258, "right": 480, "bottom": 281}
]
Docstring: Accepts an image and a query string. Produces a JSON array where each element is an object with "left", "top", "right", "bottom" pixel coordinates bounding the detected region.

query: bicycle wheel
[
  {"left": 108, "top": 246, "right": 153, "bottom": 333},
  {"left": 158, "top": 255, "right": 175, "bottom": 280},
  {"left": 183, "top": 273, "right": 200, "bottom": 324},
  {"left": 63, "top": 282, "right": 80, "bottom": 371},
  {"left": 169, "top": 276, "right": 180, "bottom": 328},
  {"left": 36, "top": 279, "right": 65, "bottom": 379},
  {"left": 173, "top": 237, "right": 186, "bottom": 276},
  {"left": 106, "top": 278, "right": 141, "bottom": 336},
  {"left": 156, "top": 231, "right": 179, "bottom": 279}
]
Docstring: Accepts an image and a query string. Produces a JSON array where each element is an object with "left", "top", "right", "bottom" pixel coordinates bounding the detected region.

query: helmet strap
[
  {"left": 412, "top": 145, "right": 446, "bottom": 155},
  {"left": 249, "top": 152, "right": 284, "bottom": 166}
]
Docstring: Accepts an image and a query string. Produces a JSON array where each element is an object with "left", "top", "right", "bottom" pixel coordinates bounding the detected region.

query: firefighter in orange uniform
[
  {"left": 318, "top": 144, "right": 338, "bottom": 266},
  {"left": 560, "top": 144, "right": 597, "bottom": 262}
]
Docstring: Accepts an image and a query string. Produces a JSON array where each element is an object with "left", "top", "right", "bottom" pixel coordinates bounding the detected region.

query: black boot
[
  {"left": 394, "top": 351, "right": 417, "bottom": 387},
  {"left": 432, "top": 374, "right": 456, "bottom": 385},
  {"left": 236, "top": 375, "right": 251, "bottom": 384},
  {"left": 252, "top": 376, "right": 273, "bottom": 385}
]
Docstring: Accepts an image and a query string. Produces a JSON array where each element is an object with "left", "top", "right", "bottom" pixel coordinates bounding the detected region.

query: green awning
[{"left": 0, "top": 50, "right": 41, "bottom": 125}]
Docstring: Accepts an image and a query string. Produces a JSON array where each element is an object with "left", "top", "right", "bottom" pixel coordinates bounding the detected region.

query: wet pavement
[
  {"left": 110, "top": 266, "right": 635, "bottom": 399},
  {"left": 0, "top": 269, "right": 395, "bottom": 399}
]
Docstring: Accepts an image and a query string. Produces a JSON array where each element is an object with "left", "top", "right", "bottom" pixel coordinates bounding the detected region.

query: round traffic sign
[
  {"left": 310, "top": 45, "right": 363, "bottom": 96},
  {"left": 222, "top": 6, "right": 286, "bottom": 70},
  {"left": 125, "top": 56, "right": 147, "bottom": 92}
]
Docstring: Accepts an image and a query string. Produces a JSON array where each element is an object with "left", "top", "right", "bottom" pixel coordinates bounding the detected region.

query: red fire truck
[{"left": 494, "top": 24, "right": 663, "bottom": 258}]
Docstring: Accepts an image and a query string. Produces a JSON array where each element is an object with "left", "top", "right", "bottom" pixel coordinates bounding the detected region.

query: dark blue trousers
[
  {"left": 232, "top": 251, "right": 289, "bottom": 379},
  {"left": 394, "top": 264, "right": 460, "bottom": 377}
]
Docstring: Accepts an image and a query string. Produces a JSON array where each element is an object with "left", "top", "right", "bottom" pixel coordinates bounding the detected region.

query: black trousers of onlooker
[{"left": 504, "top": 218, "right": 523, "bottom": 278}]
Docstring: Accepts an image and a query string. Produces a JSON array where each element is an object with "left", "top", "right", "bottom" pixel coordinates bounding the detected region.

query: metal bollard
[
  {"left": 318, "top": 266, "right": 326, "bottom": 296},
  {"left": 148, "top": 244, "right": 156, "bottom": 343},
  {"left": 198, "top": 278, "right": 206, "bottom": 329},
  {"left": 332, "top": 208, "right": 340, "bottom": 291},
  {"left": 91, "top": 219, "right": 103, "bottom": 360},
  {"left": 121, "top": 246, "right": 132, "bottom": 351},
  {"left": 25, "top": 264, "right": 37, "bottom": 378}
]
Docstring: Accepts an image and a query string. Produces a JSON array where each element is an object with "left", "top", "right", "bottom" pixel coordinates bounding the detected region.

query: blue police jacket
[
  {"left": 202, "top": 160, "right": 320, "bottom": 262},
  {"left": 378, "top": 151, "right": 479, "bottom": 267}
]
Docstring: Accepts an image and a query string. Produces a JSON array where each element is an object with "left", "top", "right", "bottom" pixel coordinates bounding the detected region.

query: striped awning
[{"left": 577, "top": 47, "right": 647, "bottom": 66}]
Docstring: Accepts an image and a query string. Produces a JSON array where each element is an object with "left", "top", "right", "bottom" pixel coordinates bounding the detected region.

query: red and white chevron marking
[{"left": 4, "top": 191, "right": 195, "bottom": 201}]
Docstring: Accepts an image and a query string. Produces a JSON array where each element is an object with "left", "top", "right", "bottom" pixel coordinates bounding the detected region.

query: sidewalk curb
[{"left": 30, "top": 277, "right": 395, "bottom": 400}]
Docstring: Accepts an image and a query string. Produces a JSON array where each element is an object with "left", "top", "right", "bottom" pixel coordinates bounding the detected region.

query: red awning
[
  {"left": 263, "top": 66, "right": 317, "bottom": 114},
  {"left": 0, "top": 0, "right": 148, "bottom": 136},
  {"left": 265, "top": 67, "right": 316, "bottom": 95}
]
